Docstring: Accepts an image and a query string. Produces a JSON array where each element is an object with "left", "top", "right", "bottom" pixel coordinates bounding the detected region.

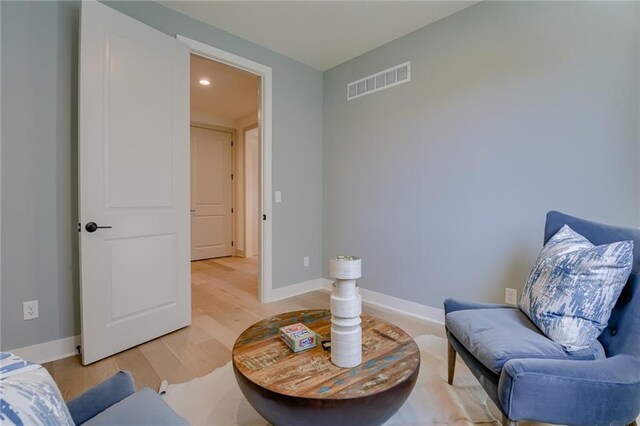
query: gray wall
[
  {"left": 3, "top": 0, "right": 639, "bottom": 351},
  {"left": 1, "top": 1, "right": 323, "bottom": 350},
  {"left": 323, "top": 2, "right": 640, "bottom": 307},
  {"left": 1, "top": 1, "right": 80, "bottom": 352}
]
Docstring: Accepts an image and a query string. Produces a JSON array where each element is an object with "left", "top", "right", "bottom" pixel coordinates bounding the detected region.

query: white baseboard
[
  {"left": 9, "top": 335, "right": 81, "bottom": 364},
  {"left": 322, "top": 279, "right": 444, "bottom": 325},
  {"left": 268, "top": 278, "right": 325, "bottom": 302},
  {"left": 8, "top": 279, "right": 442, "bottom": 364}
]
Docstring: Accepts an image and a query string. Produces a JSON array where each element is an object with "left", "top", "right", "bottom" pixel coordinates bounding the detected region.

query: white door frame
[
  {"left": 243, "top": 124, "right": 260, "bottom": 258},
  {"left": 177, "top": 35, "right": 273, "bottom": 303}
]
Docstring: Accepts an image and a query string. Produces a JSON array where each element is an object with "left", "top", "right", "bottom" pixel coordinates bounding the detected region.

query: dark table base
[{"left": 233, "top": 364, "right": 420, "bottom": 426}]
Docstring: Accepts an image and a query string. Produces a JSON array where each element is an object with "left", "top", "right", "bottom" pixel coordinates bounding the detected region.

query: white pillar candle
[{"left": 330, "top": 256, "right": 362, "bottom": 368}]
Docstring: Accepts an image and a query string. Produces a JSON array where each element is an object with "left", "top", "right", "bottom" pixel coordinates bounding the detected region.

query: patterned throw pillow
[
  {"left": 519, "top": 225, "right": 633, "bottom": 352},
  {"left": 0, "top": 352, "right": 74, "bottom": 426}
]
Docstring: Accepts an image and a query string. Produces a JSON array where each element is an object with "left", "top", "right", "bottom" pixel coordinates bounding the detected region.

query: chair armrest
[
  {"left": 66, "top": 371, "right": 136, "bottom": 425},
  {"left": 498, "top": 355, "right": 640, "bottom": 425},
  {"left": 444, "top": 298, "right": 513, "bottom": 315}
]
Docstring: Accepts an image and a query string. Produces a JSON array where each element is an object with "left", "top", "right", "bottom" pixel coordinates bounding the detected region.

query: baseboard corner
[
  {"left": 268, "top": 278, "right": 325, "bottom": 302},
  {"left": 8, "top": 335, "right": 81, "bottom": 364},
  {"left": 322, "top": 278, "right": 444, "bottom": 325}
]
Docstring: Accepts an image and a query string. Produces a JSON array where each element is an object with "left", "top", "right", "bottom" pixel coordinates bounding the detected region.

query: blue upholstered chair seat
[
  {"left": 446, "top": 307, "right": 605, "bottom": 374},
  {"left": 81, "top": 388, "right": 188, "bottom": 426},
  {"left": 66, "top": 370, "right": 187, "bottom": 425}
]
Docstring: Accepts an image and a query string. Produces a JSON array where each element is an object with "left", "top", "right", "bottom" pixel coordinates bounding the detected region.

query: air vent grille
[{"left": 347, "top": 62, "right": 410, "bottom": 101}]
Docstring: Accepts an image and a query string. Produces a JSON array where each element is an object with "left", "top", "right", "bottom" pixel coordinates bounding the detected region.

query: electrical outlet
[
  {"left": 505, "top": 288, "right": 518, "bottom": 306},
  {"left": 23, "top": 300, "right": 39, "bottom": 320},
  {"left": 303, "top": 256, "right": 310, "bottom": 267}
]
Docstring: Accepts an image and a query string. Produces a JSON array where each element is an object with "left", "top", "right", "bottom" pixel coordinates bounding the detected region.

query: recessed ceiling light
[{"left": 199, "top": 79, "right": 210, "bottom": 86}]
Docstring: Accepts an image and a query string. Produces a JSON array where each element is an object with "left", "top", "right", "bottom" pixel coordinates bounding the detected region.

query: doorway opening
[
  {"left": 180, "top": 35, "right": 273, "bottom": 304},
  {"left": 188, "top": 52, "right": 262, "bottom": 301}
]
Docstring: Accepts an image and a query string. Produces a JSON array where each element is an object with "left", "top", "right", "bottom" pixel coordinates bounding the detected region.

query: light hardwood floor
[{"left": 44, "top": 257, "right": 444, "bottom": 401}]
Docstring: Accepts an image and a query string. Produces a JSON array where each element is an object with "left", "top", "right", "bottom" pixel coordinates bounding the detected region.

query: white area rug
[{"left": 162, "top": 335, "right": 528, "bottom": 425}]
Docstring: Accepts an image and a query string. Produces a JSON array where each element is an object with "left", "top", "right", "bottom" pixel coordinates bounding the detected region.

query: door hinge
[
  {"left": 231, "top": 140, "right": 234, "bottom": 147},
  {"left": 231, "top": 208, "right": 234, "bottom": 213},
  {"left": 77, "top": 222, "right": 81, "bottom": 232},
  {"left": 231, "top": 173, "right": 234, "bottom": 180},
  {"left": 231, "top": 241, "right": 234, "bottom": 247},
  {"left": 263, "top": 214, "right": 267, "bottom": 221}
]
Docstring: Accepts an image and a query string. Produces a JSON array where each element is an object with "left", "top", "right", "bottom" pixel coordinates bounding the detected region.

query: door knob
[{"left": 85, "top": 222, "right": 112, "bottom": 233}]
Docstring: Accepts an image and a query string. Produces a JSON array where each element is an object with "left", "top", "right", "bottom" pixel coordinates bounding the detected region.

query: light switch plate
[{"left": 275, "top": 191, "right": 282, "bottom": 203}]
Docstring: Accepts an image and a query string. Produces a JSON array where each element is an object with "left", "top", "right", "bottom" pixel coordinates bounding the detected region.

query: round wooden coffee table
[{"left": 232, "top": 309, "right": 420, "bottom": 426}]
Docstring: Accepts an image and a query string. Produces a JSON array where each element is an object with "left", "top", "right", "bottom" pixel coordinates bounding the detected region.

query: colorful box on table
[{"left": 279, "top": 323, "right": 318, "bottom": 352}]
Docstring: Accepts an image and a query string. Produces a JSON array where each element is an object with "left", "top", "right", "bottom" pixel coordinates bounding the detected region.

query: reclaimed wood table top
[{"left": 232, "top": 309, "right": 420, "bottom": 400}]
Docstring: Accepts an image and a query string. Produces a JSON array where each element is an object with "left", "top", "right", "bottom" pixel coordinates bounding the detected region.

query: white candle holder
[{"left": 329, "top": 256, "right": 362, "bottom": 368}]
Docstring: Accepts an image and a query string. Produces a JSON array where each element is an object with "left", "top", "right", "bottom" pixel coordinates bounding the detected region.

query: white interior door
[
  {"left": 79, "top": 1, "right": 190, "bottom": 365},
  {"left": 190, "top": 126, "right": 233, "bottom": 260}
]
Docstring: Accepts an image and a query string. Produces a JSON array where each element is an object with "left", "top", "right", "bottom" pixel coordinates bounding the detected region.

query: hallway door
[{"left": 190, "top": 126, "right": 234, "bottom": 260}]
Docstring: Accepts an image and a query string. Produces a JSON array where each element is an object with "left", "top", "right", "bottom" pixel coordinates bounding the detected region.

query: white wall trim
[
  {"left": 9, "top": 335, "right": 81, "bottom": 364},
  {"left": 177, "top": 35, "right": 273, "bottom": 304},
  {"left": 269, "top": 278, "right": 325, "bottom": 302},
  {"left": 6, "top": 279, "right": 443, "bottom": 364},
  {"left": 322, "top": 279, "right": 444, "bottom": 325}
]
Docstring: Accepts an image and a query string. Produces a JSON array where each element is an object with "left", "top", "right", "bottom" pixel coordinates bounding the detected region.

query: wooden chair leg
[
  {"left": 447, "top": 341, "right": 456, "bottom": 385},
  {"left": 502, "top": 415, "right": 518, "bottom": 426}
]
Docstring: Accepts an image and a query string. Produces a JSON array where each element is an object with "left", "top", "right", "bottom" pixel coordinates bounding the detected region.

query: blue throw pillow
[{"left": 519, "top": 225, "right": 633, "bottom": 352}]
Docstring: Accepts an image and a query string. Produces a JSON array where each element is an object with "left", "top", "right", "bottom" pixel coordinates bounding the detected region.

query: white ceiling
[
  {"left": 190, "top": 54, "right": 259, "bottom": 120},
  {"left": 159, "top": 1, "right": 478, "bottom": 71}
]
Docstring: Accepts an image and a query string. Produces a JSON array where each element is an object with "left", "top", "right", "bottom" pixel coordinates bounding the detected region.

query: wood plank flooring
[{"left": 44, "top": 256, "right": 444, "bottom": 401}]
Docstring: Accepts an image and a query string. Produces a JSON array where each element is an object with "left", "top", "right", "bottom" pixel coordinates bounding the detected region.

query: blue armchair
[
  {"left": 445, "top": 211, "right": 640, "bottom": 426},
  {"left": 66, "top": 371, "right": 187, "bottom": 425},
  {"left": 0, "top": 353, "right": 187, "bottom": 426}
]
